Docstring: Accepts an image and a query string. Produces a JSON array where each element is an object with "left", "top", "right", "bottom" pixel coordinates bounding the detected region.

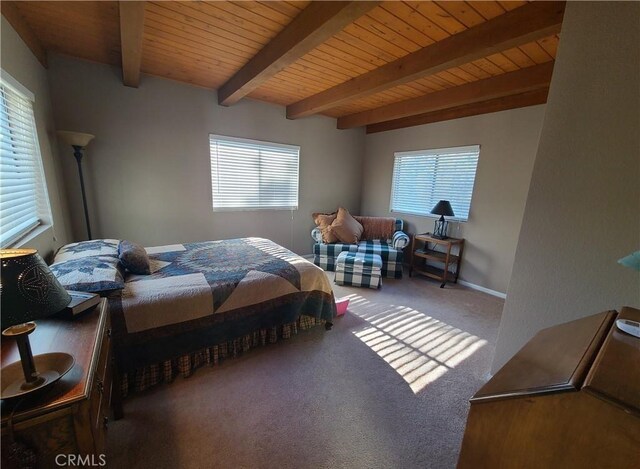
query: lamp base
[
  {"left": 1, "top": 353, "right": 75, "bottom": 400},
  {"left": 433, "top": 218, "right": 450, "bottom": 239}
]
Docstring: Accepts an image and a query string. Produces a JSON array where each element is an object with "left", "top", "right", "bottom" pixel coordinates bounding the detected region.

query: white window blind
[
  {"left": 209, "top": 135, "right": 299, "bottom": 211},
  {"left": 390, "top": 145, "right": 480, "bottom": 221},
  {"left": 0, "top": 75, "right": 49, "bottom": 247}
]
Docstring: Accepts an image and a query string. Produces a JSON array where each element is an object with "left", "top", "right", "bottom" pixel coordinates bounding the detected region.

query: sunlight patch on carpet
[{"left": 344, "top": 293, "right": 487, "bottom": 394}]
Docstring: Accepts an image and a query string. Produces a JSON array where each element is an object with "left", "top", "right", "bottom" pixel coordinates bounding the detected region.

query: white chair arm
[
  {"left": 311, "top": 227, "right": 323, "bottom": 243},
  {"left": 392, "top": 231, "right": 410, "bottom": 249}
]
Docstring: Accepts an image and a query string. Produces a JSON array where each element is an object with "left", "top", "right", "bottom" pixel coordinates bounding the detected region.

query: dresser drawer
[
  {"left": 89, "top": 312, "right": 113, "bottom": 453},
  {"left": 91, "top": 355, "right": 112, "bottom": 455}
]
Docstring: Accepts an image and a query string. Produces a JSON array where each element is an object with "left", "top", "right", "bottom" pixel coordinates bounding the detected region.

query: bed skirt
[{"left": 120, "top": 315, "right": 324, "bottom": 397}]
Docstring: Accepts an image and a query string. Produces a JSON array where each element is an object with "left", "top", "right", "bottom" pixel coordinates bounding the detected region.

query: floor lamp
[{"left": 57, "top": 131, "right": 95, "bottom": 240}]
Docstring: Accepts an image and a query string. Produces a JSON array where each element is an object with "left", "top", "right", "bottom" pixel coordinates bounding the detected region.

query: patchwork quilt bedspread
[{"left": 109, "top": 238, "right": 336, "bottom": 370}]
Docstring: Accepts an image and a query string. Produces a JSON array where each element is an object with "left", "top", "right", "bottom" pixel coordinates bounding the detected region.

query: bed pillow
[
  {"left": 49, "top": 256, "right": 125, "bottom": 293},
  {"left": 328, "top": 207, "right": 364, "bottom": 244},
  {"left": 54, "top": 239, "right": 120, "bottom": 263},
  {"left": 119, "top": 240, "right": 151, "bottom": 275},
  {"left": 312, "top": 211, "right": 339, "bottom": 243}
]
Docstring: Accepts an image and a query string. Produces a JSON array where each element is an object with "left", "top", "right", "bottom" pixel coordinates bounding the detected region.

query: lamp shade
[
  {"left": 431, "top": 200, "right": 455, "bottom": 217},
  {"left": 57, "top": 131, "right": 94, "bottom": 147},
  {"left": 0, "top": 249, "right": 71, "bottom": 330}
]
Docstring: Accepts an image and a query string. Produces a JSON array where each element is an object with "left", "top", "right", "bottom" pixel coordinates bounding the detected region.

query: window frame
[
  {"left": 0, "top": 69, "right": 52, "bottom": 248},
  {"left": 389, "top": 144, "right": 480, "bottom": 222},
  {"left": 208, "top": 134, "right": 300, "bottom": 212}
]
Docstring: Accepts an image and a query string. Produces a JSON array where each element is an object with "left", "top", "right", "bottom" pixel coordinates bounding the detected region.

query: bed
[{"left": 50, "top": 237, "right": 337, "bottom": 394}]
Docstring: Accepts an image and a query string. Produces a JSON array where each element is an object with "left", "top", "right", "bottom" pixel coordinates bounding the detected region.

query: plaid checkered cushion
[
  {"left": 356, "top": 240, "right": 403, "bottom": 278},
  {"left": 335, "top": 252, "right": 382, "bottom": 289},
  {"left": 313, "top": 242, "right": 356, "bottom": 272},
  {"left": 336, "top": 251, "right": 383, "bottom": 272},
  {"left": 335, "top": 270, "right": 381, "bottom": 289},
  {"left": 313, "top": 240, "right": 403, "bottom": 278}
]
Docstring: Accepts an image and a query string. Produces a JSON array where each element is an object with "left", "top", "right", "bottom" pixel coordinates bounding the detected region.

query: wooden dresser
[
  {"left": 458, "top": 307, "right": 640, "bottom": 469},
  {"left": 1, "top": 299, "right": 113, "bottom": 468}
]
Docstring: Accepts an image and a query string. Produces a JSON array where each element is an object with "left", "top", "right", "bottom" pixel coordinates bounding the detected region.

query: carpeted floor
[{"left": 107, "top": 272, "right": 503, "bottom": 469}]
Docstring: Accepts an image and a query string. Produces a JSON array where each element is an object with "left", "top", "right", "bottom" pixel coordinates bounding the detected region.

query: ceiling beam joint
[
  {"left": 366, "top": 89, "right": 550, "bottom": 134},
  {"left": 217, "top": 1, "right": 381, "bottom": 107},
  {"left": 119, "top": 1, "right": 146, "bottom": 88},
  {"left": 287, "top": 1, "right": 565, "bottom": 119},
  {"left": 338, "top": 61, "right": 554, "bottom": 129}
]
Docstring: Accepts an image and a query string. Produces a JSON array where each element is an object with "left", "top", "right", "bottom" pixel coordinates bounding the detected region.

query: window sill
[
  {"left": 212, "top": 207, "right": 298, "bottom": 212},
  {"left": 13, "top": 224, "right": 54, "bottom": 249},
  {"left": 390, "top": 210, "right": 468, "bottom": 223}
]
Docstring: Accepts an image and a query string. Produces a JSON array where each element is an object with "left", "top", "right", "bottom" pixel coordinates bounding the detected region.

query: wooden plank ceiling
[{"left": 3, "top": 1, "right": 564, "bottom": 133}]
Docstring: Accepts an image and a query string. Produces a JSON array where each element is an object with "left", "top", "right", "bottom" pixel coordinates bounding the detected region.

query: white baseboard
[{"left": 457, "top": 280, "right": 506, "bottom": 299}]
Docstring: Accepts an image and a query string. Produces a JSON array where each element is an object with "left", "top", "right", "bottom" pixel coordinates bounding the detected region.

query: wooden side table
[
  {"left": 1, "top": 299, "right": 118, "bottom": 467},
  {"left": 410, "top": 233, "right": 465, "bottom": 287}
]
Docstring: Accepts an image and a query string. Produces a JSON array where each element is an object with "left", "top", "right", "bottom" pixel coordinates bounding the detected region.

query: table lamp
[
  {"left": 430, "top": 200, "right": 455, "bottom": 239},
  {"left": 1, "top": 249, "right": 74, "bottom": 400}
]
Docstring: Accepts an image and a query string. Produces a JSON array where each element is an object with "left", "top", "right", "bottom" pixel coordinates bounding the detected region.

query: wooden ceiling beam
[
  {"left": 217, "top": 1, "right": 381, "bottom": 106},
  {"left": 338, "top": 61, "right": 554, "bottom": 129},
  {"left": 1, "top": 1, "right": 48, "bottom": 68},
  {"left": 119, "top": 1, "right": 145, "bottom": 88},
  {"left": 366, "top": 88, "right": 549, "bottom": 134},
  {"left": 287, "top": 1, "right": 565, "bottom": 119}
]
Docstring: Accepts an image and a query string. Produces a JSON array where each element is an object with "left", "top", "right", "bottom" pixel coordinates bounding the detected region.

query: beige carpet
[{"left": 107, "top": 272, "right": 503, "bottom": 469}]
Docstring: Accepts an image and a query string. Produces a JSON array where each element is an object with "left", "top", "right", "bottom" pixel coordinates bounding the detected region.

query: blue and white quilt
[{"left": 109, "top": 238, "right": 336, "bottom": 370}]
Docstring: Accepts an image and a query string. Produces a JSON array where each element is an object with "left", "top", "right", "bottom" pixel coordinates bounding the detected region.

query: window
[
  {"left": 0, "top": 72, "right": 51, "bottom": 247},
  {"left": 209, "top": 134, "right": 299, "bottom": 211},
  {"left": 390, "top": 145, "right": 480, "bottom": 221}
]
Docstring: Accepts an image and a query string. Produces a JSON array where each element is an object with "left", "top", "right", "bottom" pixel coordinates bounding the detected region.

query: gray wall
[
  {"left": 492, "top": 1, "right": 640, "bottom": 372},
  {"left": 47, "top": 55, "right": 364, "bottom": 254},
  {"left": 361, "top": 106, "right": 545, "bottom": 294},
  {"left": 1, "top": 17, "right": 73, "bottom": 259}
]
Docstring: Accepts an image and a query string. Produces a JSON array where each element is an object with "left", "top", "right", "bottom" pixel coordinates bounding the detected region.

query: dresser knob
[
  {"left": 96, "top": 379, "right": 104, "bottom": 394},
  {"left": 107, "top": 328, "right": 112, "bottom": 338},
  {"left": 103, "top": 416, "right": 109, "bottom": 429}
]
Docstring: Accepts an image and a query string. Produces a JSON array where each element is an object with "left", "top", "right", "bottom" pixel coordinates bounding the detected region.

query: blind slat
[
  {"left": 0, "top": 81, "right": 46, "bottom": 247},
  {"left": 390, "top": 145, "right": 480, "bottom": 221},
  {"left": 209, "top": 135, "right": 299, "bottom": 211}
]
